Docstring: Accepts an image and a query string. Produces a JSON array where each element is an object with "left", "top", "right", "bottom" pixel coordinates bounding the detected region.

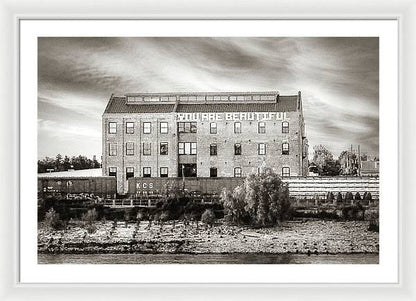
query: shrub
[
  {"left": 336, "top": 192, "right": 343, "bottom": 204},
  {"left": 44, "top": 207, "right": 60, "bottom": 230},
  {"left": 345, "top": 192, "right": 353, "bottom": 202},
  {"left": 364, "top": 192, "right": 373, "bottom": 201},
  {"left": 82, "top": 208, "right": 98, "bottom": 233},
  {"left": 201, "top": 209, "right": 216, "bottom": 225},
  {"left": 221, "top": 169, "right": 291, "bottom": 227},
  {"left": 326, "top": 192, "right": 334, "bottom": 202}
]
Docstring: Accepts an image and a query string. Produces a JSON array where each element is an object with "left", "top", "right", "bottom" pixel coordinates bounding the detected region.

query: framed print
[
  {"left": 20, "top": 18, "right": 397, "bottom": 283},
  {"left": 1, "top": 0, "right": 415, "bottom": 300}
]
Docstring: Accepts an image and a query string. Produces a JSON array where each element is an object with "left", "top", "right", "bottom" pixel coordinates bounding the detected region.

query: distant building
[
  {"left": 102, "top": 91, "right": 309, "bottom": 194},
  {"left": 360, "top": 160, "right": 379, "bottom": 177}
]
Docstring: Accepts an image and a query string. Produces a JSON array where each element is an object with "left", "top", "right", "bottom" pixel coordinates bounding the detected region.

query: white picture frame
[{"left": 1, "top": 0, "right": 415, "bottom": 300}]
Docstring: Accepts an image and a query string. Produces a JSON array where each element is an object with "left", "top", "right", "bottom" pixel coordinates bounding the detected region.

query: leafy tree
[
  {"left": 221, "top": 169, "right": 291, "bottom": 227},
  {"left": 321, "top": 159, "right": 341, "bottom": 176},
  {"left": 44, "top": 207, "right": 60, "bottom": 230},
  {"left": 37, "top": 154, "right": 102, "bottom": 173},
  {"left": 201, "top": 209, "right": 216, "bottom": 226},
  {"left": 312, "top": 145, "right": 333, "bottom": 170}
]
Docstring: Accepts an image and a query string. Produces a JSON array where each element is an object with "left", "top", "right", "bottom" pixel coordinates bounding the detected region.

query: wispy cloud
[{"left": 38, "top": 37, "right": 379, "bottom": 159}]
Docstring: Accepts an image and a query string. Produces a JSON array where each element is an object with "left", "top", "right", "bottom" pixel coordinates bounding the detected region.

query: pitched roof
[{"left": 103, "top": 94, "right": 299, "bottom": 114}]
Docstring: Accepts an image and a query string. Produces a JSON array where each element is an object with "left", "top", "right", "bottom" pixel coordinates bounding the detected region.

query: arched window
[
  {"left": 282, "top": 121, "right": 289, "bottom": 133},
  {"left": 282, "top": 142, "right": 289, "bottom": 155}
]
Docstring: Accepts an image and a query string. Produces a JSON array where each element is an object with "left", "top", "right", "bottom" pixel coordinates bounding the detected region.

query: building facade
[{"left": 102, "top": 91, "right": 308, "bottom": 194}]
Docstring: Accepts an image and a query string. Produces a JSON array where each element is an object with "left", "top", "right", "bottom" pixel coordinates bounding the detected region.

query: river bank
[{"left": 38, "top": 219, "right": 379, "bottom": 255}]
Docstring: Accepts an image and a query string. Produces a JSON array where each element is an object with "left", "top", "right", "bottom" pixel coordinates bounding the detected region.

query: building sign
[{"left": 176, "top": 112, "right": 288, "bottom": 122}]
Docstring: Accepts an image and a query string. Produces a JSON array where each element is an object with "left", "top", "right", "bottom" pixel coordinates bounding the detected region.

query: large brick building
[{"left": 102, "top": 91, "right": 308, "bottom": 194}]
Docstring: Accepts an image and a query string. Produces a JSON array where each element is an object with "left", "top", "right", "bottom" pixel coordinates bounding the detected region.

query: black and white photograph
[{"left": 37, "top": 36, "right": 380, "bottom": 265}]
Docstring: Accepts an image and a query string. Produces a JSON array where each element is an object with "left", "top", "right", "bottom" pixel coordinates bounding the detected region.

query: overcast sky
[{"left": 38, "top": 37, "right": 379, "bottom": 160}]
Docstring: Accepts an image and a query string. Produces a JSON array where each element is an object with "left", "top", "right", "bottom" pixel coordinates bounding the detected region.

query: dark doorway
[{"left": 178, "top": 164, "right": 197, "bottom": 177}]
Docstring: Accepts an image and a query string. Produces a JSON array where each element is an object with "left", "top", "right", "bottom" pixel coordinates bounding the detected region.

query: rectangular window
[
  {"left": 125, "top": 142, "right": 134, "bottom": 156},
  {"left": 178, "top": 142, "right": 185, "bottom": 155},
  {"left": 160, "top": 167, "right": 168, "bottom": 177},
  {"left": 234, "top": 143, "right": 242, "bottom": 155},
  {"left": 210, "top": 168, "right": 217, "bottom": 178},
  {"left": 143, "top": 142, "right": 151, "bottom": 156},
  {"left": 258, "top": 122, "right": 266, "bottom": 134},
  {"left": 109, "top": 167, "right": 117, "bottom": 177},
  {"left": 108, "top": 122, "right": 117, "bottom": 134},
  {"left": 282, "top": 143, "right": 289, "bottom": 155},
  {"left": 178, "top": 122, "right": 197, "bottom": 133},
  {"left": 282, "top": 167, "right": 290, "bottom": 177},
  {"left": 160, "top": 142, "right": 168, "bottom": 155},
  {"left": 178, "top": 142, "right": 197, "bottom": 155},
  {"left": 143, "top": 167, "right": 151, "bottom": 177},
  {"left": 234, "top": 167, "right": 242, "bottom": 177},
  {"left": 258, "top": 143, "right": 266, "bottom": 155},
  {"left": 109, "top": 143, "right": 117, "bottom": 156},
  {"left": 160, "top": 122, "right": 168, "bottom": 134},
  {"left": 210, "top": 122, "right": 217, "bottom": 134},
  {"left": 234, "top": 122, "right": 241, "bottom": 134},
  {"left": 126, "top": 167, "right": 134, "bottom": 180},
  {"left": 210, "top": 144, "right": 217, "bottom": 156},
  {"left": 282, "top": 121, "right": 289, "bottom": 134},
  {"left": 143, "top": 122, "right": 151, "bottom": 134},
  {"left": 126, "top": 122, "right": 134, "bottom": 134}
]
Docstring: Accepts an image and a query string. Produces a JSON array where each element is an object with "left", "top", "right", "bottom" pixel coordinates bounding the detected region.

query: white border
[
  {"left": 19, "top": 19, "right": 398, "bottom": 285},
  {"left": 1, "top": 2, "right": 414, "bottom": 299}
]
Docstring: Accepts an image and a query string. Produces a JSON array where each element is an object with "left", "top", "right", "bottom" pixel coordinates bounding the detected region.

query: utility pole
[{"left": 358, "top": 144, "right": 361, "bottom": 176}]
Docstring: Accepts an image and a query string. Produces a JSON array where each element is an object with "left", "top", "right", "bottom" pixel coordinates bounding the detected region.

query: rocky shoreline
[{"left": 38, "top": 219, "right": 379, "bottom": 255}]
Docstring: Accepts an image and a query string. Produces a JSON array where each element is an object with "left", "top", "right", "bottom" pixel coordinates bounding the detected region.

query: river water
[{"left": 38, "top": 253, "right": 378, "bottom": 264}]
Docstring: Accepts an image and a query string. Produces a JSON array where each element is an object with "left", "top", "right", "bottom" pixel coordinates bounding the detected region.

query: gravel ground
[{"left": 38, "top": 219, "right": 379, "bottom": 254}]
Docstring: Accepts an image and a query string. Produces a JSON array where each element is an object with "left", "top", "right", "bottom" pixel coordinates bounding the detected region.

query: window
[
  {"left": 126, "top": 122, "right": 134, "bottom": 134},
  {"left": 210, "top": 168, "right": 217, "bottom": 177},
  {"left": 282, "top": 121, "right": 289, "bottom": 133},
  {"left": 143, "top": 167, "right": 151, "bottom": 177},
  {"left": 160, "top": 122, "right": 168, "bottom": 134},
  {"left": 282, "top": 143, "right": 289, "bottom": 155},
  {"left": 108, "top": 122, "right": 117, "bottom": 134},
  {"left": 210, "top": 144, "right": 217, "bottom": 156},
  {"left": 234, "top": 122, "right": 241, "bottom": 134},
  {"left": 258, "top": 122, "right": 266, "bottom": 134},
  {"left": 258, "top": 143, "right": 266, "bottom": 155},
  {"left": 109, "top": 143, "right": 117, "bottom": 156},
  {"left": 178, "top": 142, "right": 197, "bottom": 155},
  {"left": 160, "top": 167, "right": 168, "bottom": 177},
  {"left": 234, "top": 143, "right": 242, "bottom": 155},
  {"left": 234, "top": 167, "right": 242, "bottom": 177},
  {"left": 160, "top": 142, "right": 168, "bottom": 155},
  {"left": 125, "top": 142, "right": 134, "bottom": 156},
  {"left": 143, "top": 142, "right": 151, "bottom": 156},
  {"left": 210, "top": 122, "right": 217, "bottom": 134},
  {"left": 109, "top": 167, "right": 117, "bottom": 177},
  {"left": 282, "top": 167, "right": 290, "bottom": 177},
  {"left": 126, "top": 167, "right": 134, "bottom": 180},
  {"left": 178, "top": 122, "right": 197, "bottom": 133},
  {"left": 143, "top": 122, "right": 151, "bottom": 134}
]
